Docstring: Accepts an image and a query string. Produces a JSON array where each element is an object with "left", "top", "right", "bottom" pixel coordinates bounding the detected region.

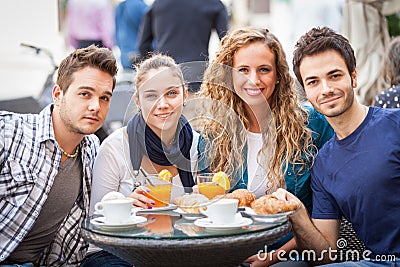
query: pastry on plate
[
  {"left": 224, "top": 189, "right": 256, "bottom": 207},
  {"left": 251, "top": 194, "right": 298, "bottom": 214},
  {"left": 173, "top": 194, "right": 209, "bottom": 214}
]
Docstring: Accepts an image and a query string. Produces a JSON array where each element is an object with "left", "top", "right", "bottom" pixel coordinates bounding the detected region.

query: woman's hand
[{"left": 127, "top": 186, "right": 155, "bottom": 209}]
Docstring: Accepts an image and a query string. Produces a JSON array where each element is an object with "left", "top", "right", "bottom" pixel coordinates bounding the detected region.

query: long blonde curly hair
[{"left": 198, "top": 27, "right": 316, "bottom": 193}]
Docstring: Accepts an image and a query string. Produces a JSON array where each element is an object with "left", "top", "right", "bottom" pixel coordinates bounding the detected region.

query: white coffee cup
[
  {"left": 200, "top": 198, "right": 239, "bottom": 224},
  {"left": 94, "top": 197, "right": 134, "bottom": 224}
]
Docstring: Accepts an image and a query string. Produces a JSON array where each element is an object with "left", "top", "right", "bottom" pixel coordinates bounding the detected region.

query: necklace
[{"left": 60, "top": 146, "right": 79, "bottom": 158}]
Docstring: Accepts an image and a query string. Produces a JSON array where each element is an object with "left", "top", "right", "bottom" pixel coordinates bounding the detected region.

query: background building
[{"left": 1, "top": 0, "right": 399, "bottom": 104}]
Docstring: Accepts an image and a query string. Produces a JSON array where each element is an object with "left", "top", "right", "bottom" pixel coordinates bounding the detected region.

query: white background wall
[{"left": 0, "top": 0, "right": 66, "bottom": 100}]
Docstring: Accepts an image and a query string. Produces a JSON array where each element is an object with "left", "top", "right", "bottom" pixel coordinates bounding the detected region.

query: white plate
[
  {"left": 194, "top": 215, "right": 253, "bottom": 230},
  {"left": 94, "top": 207, "right": 136, "bottom": 216},
  {"left": 173, "top": 208, "right": 205, "bottom": 220},
  {"left": 243, "top": 207, "right": 292, "bottom": 223},
  {"left": 137, "top": 204, "right": 177, "bottom": 212},
  {"left": 90, "top": 215, "right": 147, "bottom": 230}
]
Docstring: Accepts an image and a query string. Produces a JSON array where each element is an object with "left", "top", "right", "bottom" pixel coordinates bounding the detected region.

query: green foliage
[{"left": 386, "top": 13, "right": 400, "bottom": 37}]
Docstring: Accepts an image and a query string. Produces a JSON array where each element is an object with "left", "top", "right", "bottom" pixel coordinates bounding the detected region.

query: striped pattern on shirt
[{"left": 0, "top": 105, "right": 99, "bottom": 266}]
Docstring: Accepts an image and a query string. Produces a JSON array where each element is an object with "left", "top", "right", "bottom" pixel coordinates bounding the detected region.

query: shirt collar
[{"left": 36, "top": 104, "right": 56, "bottom": 144}]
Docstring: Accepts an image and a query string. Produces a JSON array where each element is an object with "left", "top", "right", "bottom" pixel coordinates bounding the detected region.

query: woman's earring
[
  {"left": 183, "top": 102, "right": 187, "bottom": 107},
  {"left": 138, "top": 108, "right": 141, "bottom": 113},
  {"left": 276, "top": 80, "right": 280, "bottom": 84}
]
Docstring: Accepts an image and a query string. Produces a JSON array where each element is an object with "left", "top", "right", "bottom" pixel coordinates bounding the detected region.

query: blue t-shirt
[{"left": 311, "top": 106, "right": 400, "bottom": 257}]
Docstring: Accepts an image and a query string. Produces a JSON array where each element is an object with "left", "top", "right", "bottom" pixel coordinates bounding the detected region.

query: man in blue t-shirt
[{"left": 273, "top": 27, "right": 400, "bottom": 266}]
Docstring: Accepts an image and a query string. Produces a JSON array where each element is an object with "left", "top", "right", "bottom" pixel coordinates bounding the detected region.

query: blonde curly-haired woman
[{"left": 197, "top": 27, "right": 333, "bottom": 266}]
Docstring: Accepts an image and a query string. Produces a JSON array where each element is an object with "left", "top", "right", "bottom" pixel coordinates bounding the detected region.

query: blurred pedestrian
[
  {"left": 138, "top": 0, "right": 228, "bottom": 65},
  {"left": 115, "top": 0, "right": 148, "bottom": 70},
  {"left": 66, "top": 0, "right": 115, "bottom": 50},
  {"left": 374, "top": 36, "right": 400, "bottom": 108}
]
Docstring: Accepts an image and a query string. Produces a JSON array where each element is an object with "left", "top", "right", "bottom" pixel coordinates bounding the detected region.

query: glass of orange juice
[
  {"left": 141, "top": 175, "right": 172, "bottom": 207},
  {"left": 197, "top": 173, "right": 225, "bottom": 200}
]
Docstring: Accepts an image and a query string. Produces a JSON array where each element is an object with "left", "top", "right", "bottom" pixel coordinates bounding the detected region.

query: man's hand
[
  {"left": 272, "top": 188, "right": 303, "bottom": 215},
  {"left": 245, "top": 252, "right": 274, "bottom": 267},
  {"left": 272, "top": 189, "right": 339, "bottom": 264},
  {"left": 272, "top": 188, "right": 300, "bottom": 204}
]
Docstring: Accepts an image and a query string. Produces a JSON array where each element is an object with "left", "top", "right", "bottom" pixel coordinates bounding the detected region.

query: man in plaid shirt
[{"left": 0, "top": 45, "right": 118, "bottom": 266}]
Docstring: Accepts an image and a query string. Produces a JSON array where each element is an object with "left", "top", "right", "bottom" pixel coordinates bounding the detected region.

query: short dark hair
[
  {"left": 292, "top": 27, "right": 356, "bottom": 88},
  {"left": 56, "top": 45, "right": 118, "bottom": 93}
]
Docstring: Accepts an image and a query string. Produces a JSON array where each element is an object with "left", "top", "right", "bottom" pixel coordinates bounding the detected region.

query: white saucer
[
  {"left": 138, "top": 204, "right": 177, "bottom": 212},
  {"left": 243, "top": 207, "right": 292, "bottom": 223},
  {"left": 173, "top": 208, "right": 205, "bottom": 220},
  {"left": 194, "top": 215, "right": 253, "bottom": 230},
  {"left": 94, "top": 207, "right": 136, "bottom": 216},
  {"left": 90, "top": 215, "right": 147, "bottom": 230}
]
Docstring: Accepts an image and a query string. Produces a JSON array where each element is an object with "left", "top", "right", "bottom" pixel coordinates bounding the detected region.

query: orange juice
[
  {"left": 198, "top": 182, "right": 225, "bottom": 200},
  {"left": 145, "top": 214, "right": 173, "bottom": 235},
  {"left": 142, "top": 184, "right": 172, "bottom": 207}
]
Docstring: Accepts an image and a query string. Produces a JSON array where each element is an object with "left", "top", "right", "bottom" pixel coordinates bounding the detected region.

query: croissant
[
  {"left": 173, "top": 194, "right": 209, "bottom": 214},
  {"left": 224, "top": 189, "right": 256, "bottom": 207},
  {"left": 251, "top": 195, "right": 298, "bottom": 214}
]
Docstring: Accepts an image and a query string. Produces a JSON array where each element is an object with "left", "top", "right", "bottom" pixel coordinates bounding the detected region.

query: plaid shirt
[{"left": 0, "top": 105, "right": 99, "bottom": 266}]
